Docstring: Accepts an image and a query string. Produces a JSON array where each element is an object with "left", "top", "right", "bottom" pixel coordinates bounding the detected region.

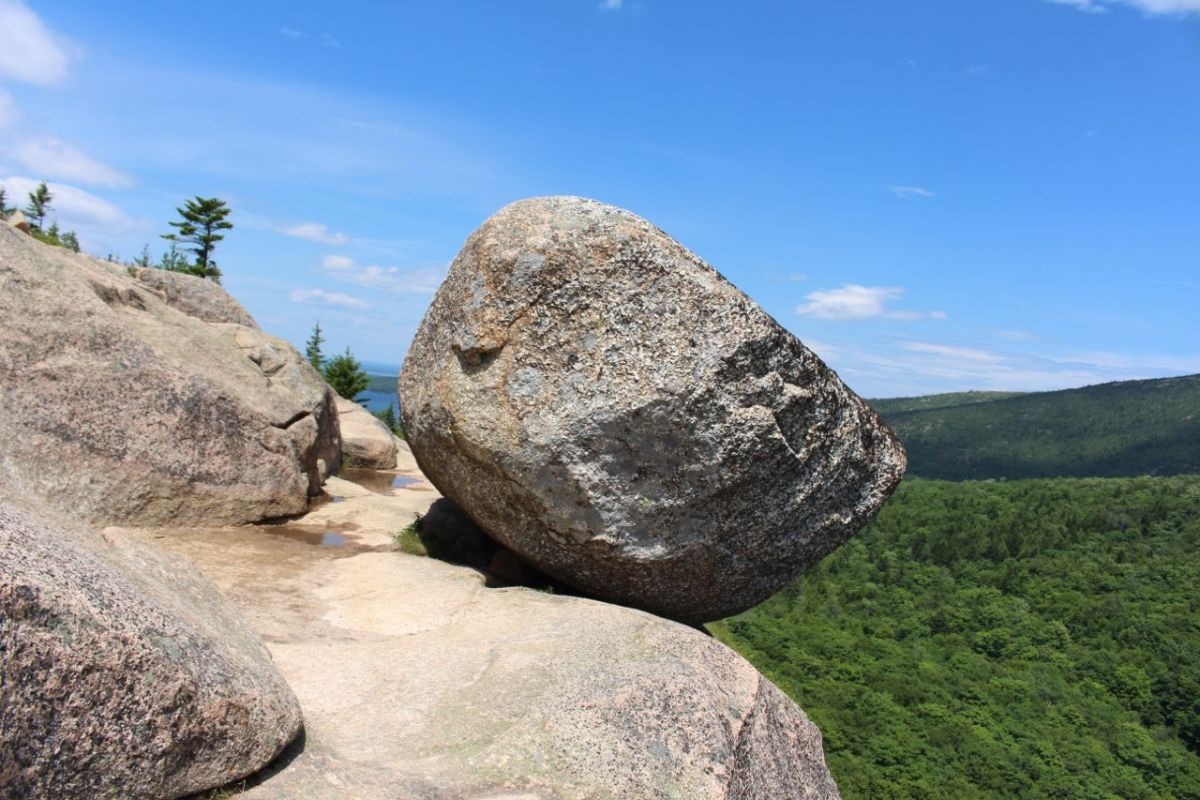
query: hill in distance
[{"left": 871, "top": 373, "right": 1200, "bottom": 480}]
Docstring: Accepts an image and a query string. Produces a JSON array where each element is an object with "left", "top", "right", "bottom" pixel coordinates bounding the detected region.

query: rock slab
[
  {"left": 400, "top": 196, "right": 905, "bottom": 622},
  {"left": 130, "top": 516, "right": 841, "bottom": 800},
  {"left": 0, "top": 494, "right": 302, "bottom": 800},
  {"left": 0, "top": 224, "right": 340, "bottom": 527}
]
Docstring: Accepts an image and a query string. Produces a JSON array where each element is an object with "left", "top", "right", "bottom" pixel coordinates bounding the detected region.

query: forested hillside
[
  {"left": 712, "top": 476, "right": 1200, "bottom": 800},
  {"left": 874, "top": 374, "right": 1200, "bottom": 480},
  {"left": 869, "top": 391, "right": 1026, "bottom": 416}
]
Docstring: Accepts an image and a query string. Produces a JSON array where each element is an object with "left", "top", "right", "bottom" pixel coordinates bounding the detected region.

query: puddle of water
[
  {"left": 261, "top": 526, "right": 349, "bottom": 547},
  {"left": 340, "top": 467, "right": 423, "bottom": 495}
]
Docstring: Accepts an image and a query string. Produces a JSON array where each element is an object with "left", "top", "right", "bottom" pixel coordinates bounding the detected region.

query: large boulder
[
  {"left": 334, "top": 396, "right": 398, "bottom": 469},
  {"left": 0, "top": 224, "right": 340, "bottom": 526},
  {"left": 400, "top": 196, "right": 905, "bottom": 622},
  {"left": 0, "top": 493, "right": 302, "bottom": 800}
]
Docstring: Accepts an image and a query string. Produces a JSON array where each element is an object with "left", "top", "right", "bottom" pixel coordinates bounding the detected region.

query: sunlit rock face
[
  {"left": 0, "top": 493, "right": 302, "bottom": 800},
  {"left": 401, "top": 196, "right": 905, "bottom": 623},
  {"left": 0, "top": 223, "right": 339, "bottom": 527}
]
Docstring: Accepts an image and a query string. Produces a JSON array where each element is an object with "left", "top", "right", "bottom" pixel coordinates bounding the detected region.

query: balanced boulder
[
  {"left": 0, "top": 224, "right": 339, "bottom": 527},
  {"left": 400, "top": 196, "right": 905, "bottom": 622},
  {"left": 0, "top": 493, "right": 302, "bottom": 800}
]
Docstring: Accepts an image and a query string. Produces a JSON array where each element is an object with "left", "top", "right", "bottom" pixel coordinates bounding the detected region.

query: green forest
[
  {"left": 875, "top": 374, "right": 1200, "bottom": 480},
  {"left": 713, "top": 477, "right": 1200, "bottom": 798}
]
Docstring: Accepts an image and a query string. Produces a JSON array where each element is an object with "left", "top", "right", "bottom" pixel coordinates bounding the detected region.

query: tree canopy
[
  {"left": 712, "top": 476, "right": 1200, "bottom": 799},
  {"left": 323, "top": 347, "right": 370, "bottom": 401}
]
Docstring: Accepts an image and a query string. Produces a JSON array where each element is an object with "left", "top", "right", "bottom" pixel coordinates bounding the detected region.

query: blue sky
[{"left": 1, "top": 0, "right": 1197, "bottom": 397}]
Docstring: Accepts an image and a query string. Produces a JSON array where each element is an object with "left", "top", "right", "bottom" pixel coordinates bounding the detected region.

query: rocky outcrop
[
  {"left": 0, "top": 493, "right": 302, "bottom": 800},
  {"left": 131, "top": 266, "right": 259, "bottom": 327},
  {"left": 130, "top": 477, "right": 841, "bottom": 800},
  {"left": 334, "top": 396, "right": 398, "bottom": 469},
  {"left": 6, "top": 209, "right": 31, "bottom": 233},
  {"left": 400, "top": 196, "right": 905, "bottom": 623},
  {"left": 0, "top": 224, "right": 339, "bottom": 526}
]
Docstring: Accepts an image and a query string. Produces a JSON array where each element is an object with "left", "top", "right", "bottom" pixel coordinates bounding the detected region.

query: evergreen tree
[
  {"left": 0, "top": 185, "right": 11, "bottom": 217},
  {"left": 160, "top": 243, "right": 191, "bottom": 272},
  {"left": 60, "top": 230, "right": 80, "bottom": 253},
  {"left": 161, "top": 196, "right": 233, "bottom": 282},
  {"left": 133, "top": 243, "right": 152, "bottom": 268},
  {"left": 372, "top": 403, "right": 404, "bottom": 438},
  {"left": 323, "top": 347, "right": 370, "bottom": 401},
  {"left": 24, "top": 182, "right": 52, "bottom": 231},
  {"left": 305, "top": 322, "right": 325, "bottom": 370}
]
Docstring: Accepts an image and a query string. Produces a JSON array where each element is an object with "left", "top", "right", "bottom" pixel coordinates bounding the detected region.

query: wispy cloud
[
  {"left": 320, "top": 254, "right": 444, "bottom": 294},
  {"left": 12, "top": 137, "right": 134, "bottom": 188},
  {"left": 0, "top": 0, "right": 75, "bottom": 86},
  {"left": 1046, "top": 0, "right": 1200, "bottom": 14},
  {"left": 796, "top": 284, "right": 943, "bottom": 321},
  {"left": 289, "top": 288, "right": 369, "bottom": 309},
  {"left": 888, "top": 185, "right": 935, "bottom": 199},
  {"left": 809, "top": 333, "right": 1200, "bottom": 398},
  {"left": 278, "top": 27, "right": 341, "bottom": 47},
  {"left": 902, "top": 341, "right": 1006, "bottom": 363},
  {"left": 600, "top": 0, "right": 623, "bottom": 9},
  {"left": 278, "top": 221, "right": 348, "bottom": 245},
  {"left": 0, "top": 175, "right": 135, "bottom": 230},
  {"left": 0, "top": 88, "right": 17, "bottom": 128}
]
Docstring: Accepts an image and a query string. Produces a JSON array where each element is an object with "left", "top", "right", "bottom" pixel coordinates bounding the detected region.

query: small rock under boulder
[
  {"left": 0, "top": 224, "right": 339, "bottom": 527},
  {"left": 335, "top": 396, "right": 399, "bottom": 469},
  {"left": 0, "top": 493, "right": 302, "bottom": 800},
  {"left": 400, "top": 196, "right": 905, "bottom": 622}
]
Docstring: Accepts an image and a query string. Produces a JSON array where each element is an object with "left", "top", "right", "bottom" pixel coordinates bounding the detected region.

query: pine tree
[
  {"left": 161, "top": 196, "right": 233, "bottom": 282},
  {"left": 322, "top": 347, "right": 370, "bottom": 401},
  {"left": 0, "top": 185, "right": 11, "bottom": 218},
  {"left": 305, "top": 322, "right": 325, "bottom": 370},
  {"left": 160, "top": 243, "right": 190, "bottom": 272},
  {"left": 133, "top": 243, "right": 152, "bottom": 268},
  {"left": 24, "top": 182, "right": 52, "bottom": 231},
  {"left": 60, "top": 230, "right": 80, "bottom": 253}
]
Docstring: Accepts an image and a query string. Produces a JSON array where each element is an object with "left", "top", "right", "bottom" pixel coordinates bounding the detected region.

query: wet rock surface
[
  {"left": 0, "top": 493, "right": 302, "bottom": 800},
  {"left": 0, "top": 224, "right": 339, "bottom": 526},
  {"left": 400, "top": 196, "right": 906, "bottom": 622}
]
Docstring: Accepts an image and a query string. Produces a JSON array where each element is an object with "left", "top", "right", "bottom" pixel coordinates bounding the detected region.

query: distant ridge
[{"left": 872, "top": 374, "right": 1200, "bottom": 480}]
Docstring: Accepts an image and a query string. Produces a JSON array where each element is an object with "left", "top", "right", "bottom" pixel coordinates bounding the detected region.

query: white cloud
[
  {"left": 322, "top": 254, "right": 355, "bottom": 271},
  {"left": 280, "top": 28, "right": 304, "bottom": 40},
  {"left": 796, "top": 284, "right": 940, "bottom": 321},
  {"left": 600, "top": 0, "right": 623, "bottom": 8},
  {"left": 1048, "top": 0, "right": 1107, "bottom": 12},
  {"left": 319, "top": 254, "right": 444, "bottom": 294},
  {"left": 279, "top": 221, "right": 348, "bottom": 245},
  {"left": 0, "top": 0, "right": 74, "bottom": 86},
  {"left": 289, "top": 288, "right": 369, "bottom": 309},
  {"left": 888, "top": 185, "right": 934, "bottom": 199},
  {"left": 1046, "top": 0, "right": 1200, "bottom": 14},
  {"left": 902, "top": 341, "right": 1007, "bottom": 363},
  {"left": 0, "top": 88, "right": 17, "bottom": 127},
  {"left": 12, "top": 138, "right": 133, "bottom": 188},
  {"left": 1, "top": 175, "right": 134, "bottom": 230}
]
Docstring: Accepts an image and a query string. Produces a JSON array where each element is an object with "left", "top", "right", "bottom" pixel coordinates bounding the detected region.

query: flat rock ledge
[{"left": 122, "top": 458, "right": 840, "bottom": 799}]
